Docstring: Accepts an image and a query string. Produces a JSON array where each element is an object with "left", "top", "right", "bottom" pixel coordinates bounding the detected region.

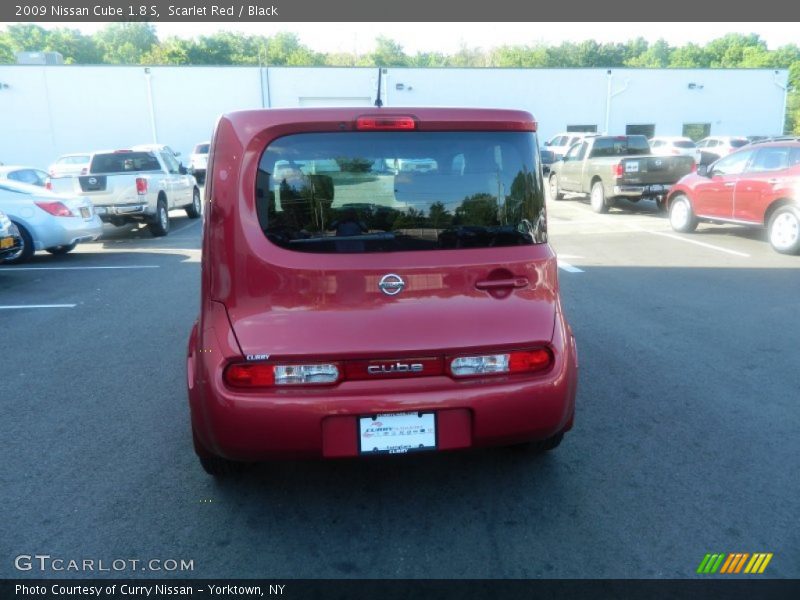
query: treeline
[{"left": 2, "top": 23, "right": 799, "bottom": 132}]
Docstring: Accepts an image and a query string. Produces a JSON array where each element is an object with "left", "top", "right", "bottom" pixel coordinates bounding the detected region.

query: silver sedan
[{"left": 0, "top": 179, "right": 103, "bottom": 264}]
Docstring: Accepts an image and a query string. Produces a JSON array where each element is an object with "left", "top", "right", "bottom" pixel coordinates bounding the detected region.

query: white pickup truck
[{"left": 49, "top": 146, "right": 201, "bottom": 236}]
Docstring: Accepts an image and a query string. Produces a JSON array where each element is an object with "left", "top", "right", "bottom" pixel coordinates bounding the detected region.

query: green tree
[
  {"left": 94, "top": 23, "right": 157, "bottom": 64},
  {"left": 369, "top": 36, "right": 408, "bottom": 67}
]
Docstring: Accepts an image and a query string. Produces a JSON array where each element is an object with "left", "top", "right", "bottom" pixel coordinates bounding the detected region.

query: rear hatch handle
[{"left": 475, "top": 277, "right": 529, "bottom": 290}]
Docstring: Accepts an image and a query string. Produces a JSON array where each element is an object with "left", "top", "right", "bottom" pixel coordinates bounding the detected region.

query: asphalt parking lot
[{"left": 1, "top": 195, "right": 798, "bottom": 579}]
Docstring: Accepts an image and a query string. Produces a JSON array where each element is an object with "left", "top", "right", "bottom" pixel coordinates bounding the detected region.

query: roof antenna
[{"left": 374, "top": 67, "right": 383, "bottom": 107}]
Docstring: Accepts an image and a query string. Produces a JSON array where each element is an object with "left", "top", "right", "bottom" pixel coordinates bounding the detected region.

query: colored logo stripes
[{"left": 697, "top": 553, "right": 773, "bottom": 574}]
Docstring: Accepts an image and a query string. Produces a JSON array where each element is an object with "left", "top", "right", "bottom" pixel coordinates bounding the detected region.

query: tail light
[
  {"left": 45, "top": 178, "right": 52, "bottom": 191},
  {"left": 136, "top": 178, "right": 148, "bottom": 195},
  {"left": 80, "top": 168, "right": 88, "bottom": 175},
  {"left": 612, "top": 163, "right": 624, "bottom": 178},
  {"left": 224, "top": 362, "right": 341, "bottom": 388},
  {"left": 449, "top": 349, "right": 553, "bottom": 378},
  {"left": 35, "top": 201, "right": 73, "bottom": 217},
  {"left": 356, "top": 116, "right": 416, "bottom": 130}
]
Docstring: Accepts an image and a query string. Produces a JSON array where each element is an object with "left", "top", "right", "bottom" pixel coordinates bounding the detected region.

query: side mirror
[
  {"left": 697, "top": 164, "right": 708, "bottom": 177},
  {"left": 543, "top": 141, "right": 551, "bottom": 146},
  {"left": 179, "top": 165, "right": 188, "bottom": 175}
]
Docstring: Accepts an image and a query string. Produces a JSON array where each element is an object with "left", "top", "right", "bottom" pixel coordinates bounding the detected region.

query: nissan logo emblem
[{"left": 378, "top": 273, "right": 405, "bottom": 296}]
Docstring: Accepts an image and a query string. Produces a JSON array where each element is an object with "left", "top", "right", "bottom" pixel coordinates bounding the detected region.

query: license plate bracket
[{"left": 358, "top": 412, "right": 437, "bottom": 455}]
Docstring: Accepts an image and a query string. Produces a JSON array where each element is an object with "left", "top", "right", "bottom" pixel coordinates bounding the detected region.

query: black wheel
[
  {"left": 2, "top": 222, "right": 34, "bottom": 264},
  {"left": 185, "top": 188, "right": 202, "bottom": 219},
  {"left": 669, "top": 194, "right": 698, "bottom": 233},
  {"left": 768, "top": 206, "right": 800, "bottom": 255},
  {"left": 148, "top": 197, "right": 170, "bottom": 237},
  {"left": 549, "top": 174, "right": 564, "bottom": 200},
  {"left": 45, "top": 242, "right": 77, "bottom": 255},
  {"left": 199, "top": 455, "right": 249, "bottom": 477},
  {"left": 590, "top": 180, "right": 609, "bottom": 213},
  {"left": 510, "top": 432, "right": 564, "bottom": 454}
]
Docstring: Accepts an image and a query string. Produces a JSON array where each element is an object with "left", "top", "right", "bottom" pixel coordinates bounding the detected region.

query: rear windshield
[
  {"left": 255, "top": 131, "right": 545, "bottom": 253},
  {"left": 673, "top": 141, "right": 696, "bottom": 149},
  {"left": 730, "top": 139, "right": 748, "bottom": 148},
  {"left": 590, "top": 136, "right": 651, "bottom": 157},
  {"left": 194, "top": 144, "right": 210, "bottom": 154},
  {"left": 90, "top": 152, "right": 161, "bottom": 174}
]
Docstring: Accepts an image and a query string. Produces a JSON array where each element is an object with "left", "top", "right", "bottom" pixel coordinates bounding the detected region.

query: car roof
[
  {"left": 221, "top": 107, "right": 537, "bottom": 137},
  {"left": 651, "top": 136, "right": 693, "bottom": 141}
]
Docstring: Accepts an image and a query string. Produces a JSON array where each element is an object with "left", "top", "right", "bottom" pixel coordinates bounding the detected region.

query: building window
[
  {"left": 626, "top": 124, "right": 655, "bottom": 138},
  {"left": 682, "top": 123, "right": 711, "bottom": 141},
  {"left": 566, "top": 125, "right": 598, "bottom": 133}
]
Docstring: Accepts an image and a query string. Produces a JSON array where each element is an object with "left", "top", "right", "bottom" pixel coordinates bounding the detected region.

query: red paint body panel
[{"left": 188, "top": 107, "right": 577, "bottom": 461}]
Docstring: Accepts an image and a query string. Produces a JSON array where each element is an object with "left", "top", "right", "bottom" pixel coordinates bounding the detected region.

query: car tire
[
  {"left": 185, "top": 188, "right": 202, "bottom": 219},
  {"left": 590, "top": 180, "right": 609, "bottom": 213},
  {"left": 549, "top": 174, "right": 564, "bottom": 200},
  {"left": 198, "top": 455, "right": 249, "bottom": 477},
  {"left": 510, "top": 432, "right": 564, "bottom": 454},
  {"left": 669, "top": 194, "right": 698, "bottom": 233},
  {"left": 2, "top": 222, "right": 35, "bottom": 264},
  {"left": 148, "top": 197, "right": 170, "bottom": 237},
  {"left": 768, "top": 206, "right": 800, "bottom": 255},
  {"left": 45, "top": 242, "right": 77, "bottom": 255}
]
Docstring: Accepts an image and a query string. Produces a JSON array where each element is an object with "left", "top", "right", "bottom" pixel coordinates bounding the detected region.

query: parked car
[
  {"left": 648, "top": 136, "right": 701, "bottom": 165},
  {"left": 187, "top": 107, "right": 578, "bottom": 476},
  {"left": 0, "top": 209, "right": 22, "bottom": 260},
  {"left": 188, "top": 141, "right": 210, "bottom": 185},
  {"left": 49, "top": 148, "right": 201, "bottom": 237},
  {"left": 48, "top": 153, "right": 91, "bottom": 178},
  {"left": 543, "top": 132, "right": 595, "bottom": 159},
  {"left": 666, "top": 141, "right": 800, "bottom": 254},
  {"left": 696, "top": 136, "right": 749, "bottom": 164},
  {"left": 540, "top": 149, "right": 556, "bottom": 176},
  {"left": 0, "top": 165, "right": 49, "bottom": 187},
  {"left": 547, "top": 135, "right": 696, "bottom": 213},
  {"left": 0, "top": 180, "right": 102, "bottom": 263}
]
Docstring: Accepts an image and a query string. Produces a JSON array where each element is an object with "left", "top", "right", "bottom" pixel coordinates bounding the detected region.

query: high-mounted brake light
[
  {"left": 613, "top": 163, "right": 624, "bottom": 178},
  {"left": 136, "top": 177, "right": 148, "bottom": 195},
  {"left": 449, "top": 349, "right": 553, "bottom": 378},
  {"left": 224, "top": 362, "right": 341, "bottom": 388},
  {"left": 356, "top": 116, "right": 416, "bottom": 131},
  {"left": 35, "top": 201, "right": 73, "bottom": 217},
  {"left": 114, "top": 149, "right": 133, "bottom": 153}
]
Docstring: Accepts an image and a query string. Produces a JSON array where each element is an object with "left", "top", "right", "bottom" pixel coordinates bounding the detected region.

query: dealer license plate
[
  {"left": 359, "top": 412, "right": 437, "bottom": 454},
  {"left": 1, "top": 237, "right": 13, "bottom": 249}
]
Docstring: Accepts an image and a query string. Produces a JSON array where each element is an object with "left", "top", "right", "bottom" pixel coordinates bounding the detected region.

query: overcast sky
[{"left": 15, "top": 22, "right": 800, "bottom": 54}]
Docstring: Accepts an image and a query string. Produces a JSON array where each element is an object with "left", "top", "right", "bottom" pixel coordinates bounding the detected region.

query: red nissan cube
[{"left": 187, "top": 108, "right": 578, "bottom": 476}]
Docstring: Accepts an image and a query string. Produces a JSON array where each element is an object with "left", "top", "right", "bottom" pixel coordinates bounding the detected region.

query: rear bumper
[
  {"left": 34, "top": 216, "right": 103, "bottom": 250},
  {"left": 188, "top": 312, "right": 578, "bottom": 461},
  {"left": 95, "top": 202, "right": 152, "bottom": 220},
  {"left": 613, "top": 184, "right": 670, "bottom": 198}
]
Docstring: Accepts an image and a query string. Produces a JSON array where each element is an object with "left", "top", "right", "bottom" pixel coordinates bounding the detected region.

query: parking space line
[
  {"left": 557, "top": 260, "right": 584, "bottom": 273},
  {"left": 0, "top": 304, "right": 76, "bottom": 310},
  {"left": 3, "top": 265, "right": 161, "bottom": 271},
  {"left": 629, "top": 226, "right": 751, "bottom": 258}
]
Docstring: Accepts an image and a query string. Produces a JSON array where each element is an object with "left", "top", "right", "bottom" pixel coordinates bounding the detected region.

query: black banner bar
[
  {"left": 3, "top": 0, "right": 800, "bottom": 22},
  {"left": 3, "top": 579, "right": 800, "bottom": 600}
]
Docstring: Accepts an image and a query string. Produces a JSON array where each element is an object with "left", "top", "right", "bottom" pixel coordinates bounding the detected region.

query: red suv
[
  {"left": 667, "top": 141, "right": 800, "bottom": 254},
  {"left": 187, "top": 108, "right": 578, "bottom": 476}
]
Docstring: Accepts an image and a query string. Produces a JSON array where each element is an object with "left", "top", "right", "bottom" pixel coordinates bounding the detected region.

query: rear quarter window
[{"left": 255, "top": 131, "right": 546, "bottom": 253}]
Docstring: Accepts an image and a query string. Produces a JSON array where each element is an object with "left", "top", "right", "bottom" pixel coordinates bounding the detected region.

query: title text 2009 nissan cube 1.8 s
[{"left": 187, "top": 108, "right": 578, "bottom": 476}]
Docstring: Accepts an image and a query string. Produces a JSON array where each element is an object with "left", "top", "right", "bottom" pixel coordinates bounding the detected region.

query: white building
[{"left": 0, "top": 65, "right": 789, "bottom": 167}]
